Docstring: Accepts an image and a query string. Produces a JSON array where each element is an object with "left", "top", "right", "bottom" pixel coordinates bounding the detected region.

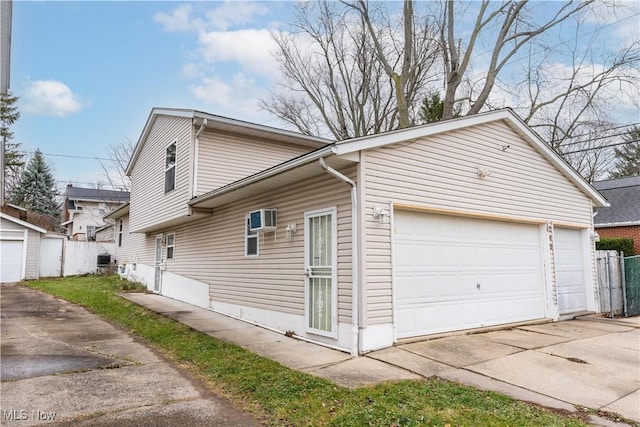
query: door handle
[
  {"left": 477, "top": 283, "right": 481, "bottom": 290},
  {"left": 304, "top": 267, "right": 311, "bottom": 276}
]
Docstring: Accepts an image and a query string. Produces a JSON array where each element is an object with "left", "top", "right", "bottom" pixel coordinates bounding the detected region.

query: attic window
[{"left": 165, "top": 142, "right": 176, "bottom": 193}]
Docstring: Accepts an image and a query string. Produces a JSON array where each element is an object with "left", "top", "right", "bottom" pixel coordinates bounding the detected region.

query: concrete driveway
[
  {"left": 369, "top": 317, "right": 640, "bottom": 423},
  {"left": 119, "top": 292, "right": 640, "bottom": 424},
  {"left": 0, "top": 283, "right": 257, "bottom": 426}
]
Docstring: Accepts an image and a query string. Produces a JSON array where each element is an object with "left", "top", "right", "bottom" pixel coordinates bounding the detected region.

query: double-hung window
[
  {"left": 245, "top": 217, "right": 258, "bottom": 257},
  {"left": 166, "top": 233, "right": 175, "bottom": 259},
  {"left": 118, "top": 219, "right": 123, "bottom": 247},
  {"left": 165, "top": 142, "right": 177, "bottom": 193}
]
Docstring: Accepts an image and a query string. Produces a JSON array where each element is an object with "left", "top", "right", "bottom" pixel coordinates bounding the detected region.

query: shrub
[{"left": 596, "top": 237, "right": 635, "bottom": 256}]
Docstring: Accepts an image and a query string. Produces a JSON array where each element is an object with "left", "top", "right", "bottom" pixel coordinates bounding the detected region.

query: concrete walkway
[{"left": 121, "top": 293, "right": 640, "bottom": 425}]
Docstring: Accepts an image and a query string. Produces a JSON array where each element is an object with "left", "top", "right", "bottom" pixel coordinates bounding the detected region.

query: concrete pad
[
  {"left": 306, "top": 357, "right": 420, "bottom": 388},
  {"left": 469, "top": 350, "right": 639, "bottom": 410},
  {"left": 478, "top": 328, "right": 570, "bottom": 349},
  {"left": 367, "top": 347, "right": 454, "bottom": 377},
  {"left": 246, "top": 339, "right": 351, "bottom": 370},
  {"left": 79, "top": 337, "right": 164, "bottom": 364},
  {"left": 538, "top": 337, "right": 640, "bottom": 369},
  {"left": 581, "top": 329, "right": 640, "bottom": 353},
  {"left": 57, "top": 398, "right": 257, "bottom": 427},
  {"left": 439, "top": 369, "right": 577, "bottom": 413},
  {"left": 577, "top": 314, "right": 640, "bottom": 329},
  {"left": 1, "top": 363, "right": 201, "bottom": 426},
  {"left": 518, "top": 321, "right": 628, "bottom": 339},
  {"left": 400, "top": 335, "right": 523, "bottom": 368},
  {"left": 212, "top": 326, "right": 287, "bottom": 346},
  {"left": 602, "top": 390, "right": 640, "bottom": 423},
  {"left": 562, "top": 320, "right": 634, "bottom": 333}
]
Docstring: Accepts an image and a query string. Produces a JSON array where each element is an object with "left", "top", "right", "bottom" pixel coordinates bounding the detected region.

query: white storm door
[
  {"left": 154, "top": 235, "right": 163, "bottom": 293},
  {"left": 555, "top": 228, "right": 587, "bottom": 314},
  {"left": 305, "top": 209, "right": 337, "bottom": 337}
]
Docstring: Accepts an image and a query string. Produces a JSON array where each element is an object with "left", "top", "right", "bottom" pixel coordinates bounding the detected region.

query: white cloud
[
  {"left": 204, "top": 2, "right": 268, "bottom": 31},
  {"left": 154, "top": 4, "right": 206, "bottom": 33},
  {"left": 190, "top": 72, "right": 269, "bottom": 121},
  {"left": 198, "top": 29, "right": 278, "bottom": 78},
  {"left": 23, "top": 80, "right": 86, "bottom": 117},
  {"left": 155, "top": 2, "right": 268, "bottom": 33}
]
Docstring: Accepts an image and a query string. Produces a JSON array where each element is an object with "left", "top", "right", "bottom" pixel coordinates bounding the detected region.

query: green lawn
[{"left": 23, "top": 276, "right": 587, "bottom": 426}]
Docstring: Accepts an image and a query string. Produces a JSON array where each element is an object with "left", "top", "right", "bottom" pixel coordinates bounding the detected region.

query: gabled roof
[
  {"left": 0, "top": 212, "right": 47, "bottom": 233},
  {"left": 66, "top": 186, "right": 130, "bottom": 203},
  {"left": 191, "top": 109, "right": 608, "bottom": 210},
  {"left": 126, "top": 108, "right": 332, "bottom": 176},
  {"left": 592, "top": 176, "right": 640, "bottom": 226}
]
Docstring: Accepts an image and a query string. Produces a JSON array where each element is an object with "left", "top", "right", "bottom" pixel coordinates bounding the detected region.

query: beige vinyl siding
[
  {"left": 116, "top": 214, "right": 154, "bottom": 265},
  {"left": 129, "top": 115, "right": 192, "bottom": 232},
  {"left": 363, "top": 120, "right": 594, "bottom": 325},
  {"left": 165, "top": 167, "right": 354, "bottom": 323},
  {"left": 25, "top": 230, "right": 40, "bottom": 279},
  {"left": 196, "top": 130, "right": 314, "bottom": 195}
]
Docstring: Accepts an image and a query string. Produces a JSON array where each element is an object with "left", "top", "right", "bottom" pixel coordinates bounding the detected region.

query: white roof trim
[
  {"left": 126, "top": 108, "right": 331, "bottom": 176},
  {"left": 0, "top": 212, "right": 47, "bottom": 233},
  {"left": 333, "top": 109, "right": 608, "bottom": 208}
]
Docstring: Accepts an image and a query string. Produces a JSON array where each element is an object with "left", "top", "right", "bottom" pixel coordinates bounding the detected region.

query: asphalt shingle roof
[
  {"left": 66, "top": 186, "right": 130, "bottom": 203},
  {"left": 592, "top": 176, "right": 640, "bottom": 225}
]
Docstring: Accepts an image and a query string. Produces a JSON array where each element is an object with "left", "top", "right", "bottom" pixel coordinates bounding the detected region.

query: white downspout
[
  {"left": 319, "top": 157, "right": 359, "bottom": 356},
  {"left": 193, "top": 119, "right": 207, "bottom": 197}
]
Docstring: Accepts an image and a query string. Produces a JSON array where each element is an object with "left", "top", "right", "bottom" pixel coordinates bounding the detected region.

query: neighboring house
[
  {"left": 110, "top": 107, "right": 607, "bottom": 355},
  {"left": 592, "top": 176, "right": 640, "bottom": 255},
  {"left": 95, "top": 224, "right": 115, "bottom": 242},
  {"left": 0, "top": 212, "right": 46, "bottom": 282},
  {"left": 62, "top": 185, "right": 129, "bottom": 241}
]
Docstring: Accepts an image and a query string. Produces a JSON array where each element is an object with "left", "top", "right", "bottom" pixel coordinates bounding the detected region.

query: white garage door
[
  {"left": 394, "top": 211, "right": 546, "bottom": 338},
  {"left": 1, "top": 240, "right": 24, "bottom": 282},
  {"left": 554, "top": 228, "right": 587, "bottom": 314}
]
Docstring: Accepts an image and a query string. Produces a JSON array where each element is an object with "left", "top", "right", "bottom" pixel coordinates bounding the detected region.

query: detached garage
[
  {"left": 0, "top": 213, "right": 46, "bottom": 283},
  {"left": 331, "top": 109, "right": 608, "bottom": 351}
]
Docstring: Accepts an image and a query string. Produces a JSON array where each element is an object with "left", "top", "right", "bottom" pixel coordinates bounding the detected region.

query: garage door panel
[
  {"left": 394, "top": 211, "right": 546, "bottom": 338},
  {"left": 1, "top": 240, "right": 24, "bottom": 283},
  {"left": 554, "top": 228, "right": 587, "bottom": 314}
]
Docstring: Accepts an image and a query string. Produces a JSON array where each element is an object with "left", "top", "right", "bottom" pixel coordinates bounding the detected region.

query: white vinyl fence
[{"left": 63, "top": 241, "right": 116, "bottom": 276}]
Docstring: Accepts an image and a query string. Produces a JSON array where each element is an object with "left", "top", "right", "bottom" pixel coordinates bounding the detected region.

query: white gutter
[
  {"left": 319, "top": 157, "right": 359, "bottom": 356},
  {"left": 193, "top": 119, "right": 207, "bottom": 197}
]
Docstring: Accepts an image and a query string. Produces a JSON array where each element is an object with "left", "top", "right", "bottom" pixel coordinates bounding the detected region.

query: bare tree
[
  {"left": 98, "top": 138, "right": 134, "bottom": 191},
  {"left": 261, "top": 1, "right": 440, "bottom": 139},
  {"left": 441, "top": 0, "right": 596, "bottom": 119}
]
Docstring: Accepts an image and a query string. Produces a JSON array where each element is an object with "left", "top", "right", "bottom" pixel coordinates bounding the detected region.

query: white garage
[
  {"left": 0, "top": 213, "right": 46, "bottom": 283},
  {"left": 393, "top": 211, "right": 547, "bottom": 338},
  {"left": 554, "top": 228, "right": 588, "bottom": 315}
]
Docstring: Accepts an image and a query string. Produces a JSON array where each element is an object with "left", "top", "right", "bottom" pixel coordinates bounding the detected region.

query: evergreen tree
[
  {"left": 609, "top": 126, "right": 640, "bottom": 178},
  {"left": 419, "top": 92, "right": 461, "bottom": 124},
  {"left": 10, "top": 149, "right": 59, "bottom": 217},
  {"left": 1, "top": 92, "right": 25, "bottom": 197}
]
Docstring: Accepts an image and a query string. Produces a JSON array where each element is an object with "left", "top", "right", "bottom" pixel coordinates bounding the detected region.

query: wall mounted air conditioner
[{"left": 249, "top": 209, "right": 277, "bottom": 232}]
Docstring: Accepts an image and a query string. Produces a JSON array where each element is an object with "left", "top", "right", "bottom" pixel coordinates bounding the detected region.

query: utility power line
[{"left": 562, "top": 139, "right": 639, "bottom": 155}]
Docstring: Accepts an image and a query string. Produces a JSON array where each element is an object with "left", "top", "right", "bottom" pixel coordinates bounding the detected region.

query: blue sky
[
  {"left": 11, "top": 1, "right": 291, "bottom": 189},
  {"left": 9, "top": 1, "right": 640, "bottom": 190}
]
